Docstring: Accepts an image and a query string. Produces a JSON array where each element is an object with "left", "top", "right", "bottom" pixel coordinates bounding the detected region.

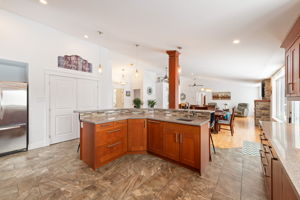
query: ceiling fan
[{"left": 189, "top": 78, "right": 204, "bottom": 87}]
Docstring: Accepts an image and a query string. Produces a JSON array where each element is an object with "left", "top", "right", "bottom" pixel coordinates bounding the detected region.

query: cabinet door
[
  {"left": 291, "top": 40, "right": 300, "bottom": 96},
  {"left": 293, "top": 38, "right": 300, "bottom": 96},
  {"left": 147, "top": 120, "right": 164, "bottom": 155},
  {"left": 179, "top": 126, "right": 200, "bottom": 168},
  {"left": 163, "top": 124, "right": 180, "bottom": 161},
  {"left": 128, "top": 119, "right": 147, "bottom": 152},
  {"left": 282, "top": 168, "right": 298, "bottom": 200},
  {"left": 285, "top": 48, "right": 295, "bottom": 96},
  {"left": 272, "top": 159, "right": 282, "bottom": 200}
]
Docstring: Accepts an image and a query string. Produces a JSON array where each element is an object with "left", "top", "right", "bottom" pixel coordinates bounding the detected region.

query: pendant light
[
  {"left": 120, "top": 68, "right": 127, "bottom": 85},
  {"left": 135, "top": 69, "right": 139, "bottom": 77},
  {"left": 134, "top": 44, "right": 139, "bottom": 77},
  {"left": 177, "top": 46, "right": 182, "bottom": 74},
  {"left": 98, "top": 31, "right": 103, "bottom": 74}
]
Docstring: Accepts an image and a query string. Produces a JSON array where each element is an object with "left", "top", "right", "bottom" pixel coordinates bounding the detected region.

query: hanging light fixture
[
  {"left": 135, "top": 69, "right": 139, "bottom": 77},
  {"left": 98, "top": 64, "right": 103, "bottom": 73},
  {"left": 120, "top": 68, "right": 127, "bottom": 85},
  {"left": 98, "top": 31, "right": 104, "bottom": 74},
  {"left": 178, "top": 65, "right": 182, "bottom": 74},
  {"left": 134, "top": 44, "right": 139, "bottom": 77},
  {"left": 177, "top": 46, "right": 182, "bottom": 74}
]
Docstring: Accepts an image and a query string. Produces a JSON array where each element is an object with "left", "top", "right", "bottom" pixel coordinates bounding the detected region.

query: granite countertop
[
  {"left": 80, "top": 112, "right": 210, "bottom": 126},
  {"left": 74, "top": 108, "right": 214, "bottom": 114},
  {"left": 260, "top": 121, "right": 300, "bottom": 197}
]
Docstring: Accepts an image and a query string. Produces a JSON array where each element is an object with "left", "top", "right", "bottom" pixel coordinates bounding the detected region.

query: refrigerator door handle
[
  {"left": 0, "top": 123, "right": 26, "bottom": 132},
  {"left": 0, "top": 89, "right": 3, "bottom": 120}
]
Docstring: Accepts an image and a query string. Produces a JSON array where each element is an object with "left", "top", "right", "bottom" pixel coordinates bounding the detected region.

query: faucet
[{"left": 187, "top": 104, "right": 194, "bottom": 117}]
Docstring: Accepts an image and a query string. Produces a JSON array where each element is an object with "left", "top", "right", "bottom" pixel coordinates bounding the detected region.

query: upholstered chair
[{"left": 235, "top": 103, "right": 249, "bottom": 117}]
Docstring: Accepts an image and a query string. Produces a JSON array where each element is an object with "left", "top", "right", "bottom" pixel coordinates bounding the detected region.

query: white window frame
[{"left": 271, "top": 67, "right": 286, "bottom": 122}]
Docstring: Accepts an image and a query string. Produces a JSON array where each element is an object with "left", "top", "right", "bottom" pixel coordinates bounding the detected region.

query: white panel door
[
  {"left": 77, "top": 79, "right": 98, "bottom": 110},
  {"left": 50, "top": 76, "right": 77, "bottom": 144}
]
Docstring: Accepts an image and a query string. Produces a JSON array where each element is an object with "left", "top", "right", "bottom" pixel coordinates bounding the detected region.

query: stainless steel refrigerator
[{"left": 0, "top": 82, "right": 28, "bottom": 156}]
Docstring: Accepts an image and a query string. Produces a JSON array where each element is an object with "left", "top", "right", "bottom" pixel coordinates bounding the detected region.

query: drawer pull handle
[
  {"left": 107, "top": 141, "right": 121, "bottom": 148},
  {"left": 175, "top": 133, "right": 179, "bottom": 143},
  {"left": 107, "top": 129, "right": 121, "bottom": 134},
  {"left": 259, "top": 150, "right": 265, "bottom": 158},
  {"left": 148, "top": 120, "right": 160, "bottom": 124},
  {"left": 101, "top": 124, "right": 112, "bottom": 127},
  {"left": 180, "top": 134, "right": 183, "bottom": 143}
]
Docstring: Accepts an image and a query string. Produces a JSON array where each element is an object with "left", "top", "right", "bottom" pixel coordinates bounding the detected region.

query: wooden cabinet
[
  {"left": 282, "top": 17, "right": 300, "bottom": 99},
  {"left": 259, "top": 132, "right": 299, "bottom": 200},
  {"left": 163, "top": 123, "right": 201, "bottom": 169},
  {"left": 147, "top": 120, "right": 164, "bottom": 155},
  {"left": 128, "top": 119, "right": 147, "bottom": 152},
  {"left": 81, "top": 118, "right": 210, "bottom": 173},
  {"left": 272, "top": 159, "right": 282, "bottom": 200},
  {"left": 81, "top": 120, "right": 127, "bottom": 169},
  {"left": 272, "top": 159, "right": 299, "bottom": 200},
  {"left": 285, "top": 40, "right": 300, "bottom": 97},
  {"left": 163, "top": 124, "right": 180, "bottom": 161},
  {"left": 286, "top": 48, "right": 294, "bottom": 96},
  {"left": 179, "top": 125, "right": 200, "bottom": 168}
]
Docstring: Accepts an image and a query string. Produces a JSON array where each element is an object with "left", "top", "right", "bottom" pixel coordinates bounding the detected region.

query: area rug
[{"left": 242, "top": 141, "right": 261, "bottom": 156}]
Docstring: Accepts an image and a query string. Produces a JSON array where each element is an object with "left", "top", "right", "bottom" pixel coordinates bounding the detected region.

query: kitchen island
[
  {"left": 76, "top": 109, "right": 212, "bottom": 175},
  {"left": 260, "top": 121, "right": 300, "bottom": 200}
]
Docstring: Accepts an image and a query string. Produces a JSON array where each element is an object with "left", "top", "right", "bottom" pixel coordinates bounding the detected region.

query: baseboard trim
[{"left": 28, "top": 141, "right": 48, "bottom": 150}]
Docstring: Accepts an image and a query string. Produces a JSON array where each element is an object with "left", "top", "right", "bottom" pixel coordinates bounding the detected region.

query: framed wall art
[
  {"left": 212, "top": 92, "right": 231, "bottom": 100},
  {"left": 58, "top": 55, "right": 92, "bottom": 73}
]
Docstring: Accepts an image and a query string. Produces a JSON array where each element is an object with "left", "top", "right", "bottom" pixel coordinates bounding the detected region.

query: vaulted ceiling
[{"left": 1, "top": 0, "right": 299, "bottom": 82}]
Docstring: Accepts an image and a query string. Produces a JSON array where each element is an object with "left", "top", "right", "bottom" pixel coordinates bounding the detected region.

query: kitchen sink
[{"left": 176, "top": 118, "right": 194, "bottom": 122}]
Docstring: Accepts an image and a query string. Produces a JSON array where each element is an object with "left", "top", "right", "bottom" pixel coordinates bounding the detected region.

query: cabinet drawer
[
  {"left": 95, "top": 127, "right": 126, "bottom": 146},
  {"left": 96, "top": 140, "right": 125, "bottom": 164},
  {"left": 114, "top": 120, "right": 127, "bottom": 128},
  {"left": 96, "top": 122, "right": 114, "bottom": 131}
]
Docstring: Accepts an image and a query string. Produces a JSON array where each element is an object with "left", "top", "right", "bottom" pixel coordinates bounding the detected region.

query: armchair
[{"left": 235, "top": 103, "right": 249, "bottom": 117}]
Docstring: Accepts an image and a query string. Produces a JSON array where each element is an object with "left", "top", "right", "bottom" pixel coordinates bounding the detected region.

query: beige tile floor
[{"left": 0, "top": 117, "right": 267, "bottom": 200}]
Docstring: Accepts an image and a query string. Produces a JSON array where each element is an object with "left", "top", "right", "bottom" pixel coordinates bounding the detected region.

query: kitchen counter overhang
[{"left": 75, "top": 108, "right": 212, "bottom": 127}]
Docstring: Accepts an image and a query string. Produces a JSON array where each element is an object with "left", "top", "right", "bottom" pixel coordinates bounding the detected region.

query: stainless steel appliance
[{"left": 0, "top": 81, "right": 28, "bottom": 156}]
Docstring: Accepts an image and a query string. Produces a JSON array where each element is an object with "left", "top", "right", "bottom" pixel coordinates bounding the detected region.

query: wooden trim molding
[
  {"left": 254, "top": 99, "right": 271, "bottom": 102},
  {"left": 281, "top": 17, "right": 300, "bottom": 50}
]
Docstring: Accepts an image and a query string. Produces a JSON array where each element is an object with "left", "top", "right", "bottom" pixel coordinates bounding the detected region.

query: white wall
[
  {"left": 143, "top": 71, "right": 157, "bottom": 108},
  {"left": 180, "top": 76, "right": 260, "bottom": 116},
  {"left": 0, "top": 9, "right": 113, "bottom": 149},
  {"left": 111, "top": 51, "right": 162, "bottom": 108}
]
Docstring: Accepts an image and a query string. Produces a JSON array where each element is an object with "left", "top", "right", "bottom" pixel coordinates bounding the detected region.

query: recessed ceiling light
[
  {"left": 233, "top": 39, "right": 240, "bottom": 44},
  {"left": 84, "top": 35, "right": 89, "bottom": 39},
  {"left": 39, "top": 0, "right": 48, "bottom": 5}
]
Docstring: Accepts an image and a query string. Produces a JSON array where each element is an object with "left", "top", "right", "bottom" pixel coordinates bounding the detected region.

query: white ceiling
[{"left": 1, "top": 0, "right": 300, "bottom": 82}]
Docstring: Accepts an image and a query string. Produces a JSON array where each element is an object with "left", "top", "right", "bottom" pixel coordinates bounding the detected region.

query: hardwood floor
[
  {"left": 212, "top": 117, "right": 261, "bottom": 148},
  {"left": 0, "top": 134, "right": 267, "bottom": 200}
]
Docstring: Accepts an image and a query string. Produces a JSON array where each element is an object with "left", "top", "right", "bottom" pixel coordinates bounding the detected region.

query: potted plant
[
  {"left": 148, "top": 99, "right": 156, "bottom": 108},
  {"left": 133, "top": 98, "right": 143, "bottom": 108}
]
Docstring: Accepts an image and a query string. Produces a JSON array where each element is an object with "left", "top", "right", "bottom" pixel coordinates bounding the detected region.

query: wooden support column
[{"left": 166, "top": 50, "right": 180, "bottom": 109}]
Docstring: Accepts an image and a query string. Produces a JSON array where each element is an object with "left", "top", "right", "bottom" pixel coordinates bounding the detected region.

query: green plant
[
  {"left": 148, "top": 99, "right": 156, "bottom": 108},
  {"left": 133, "top": 98, "right": 143, "bottom": 108}
]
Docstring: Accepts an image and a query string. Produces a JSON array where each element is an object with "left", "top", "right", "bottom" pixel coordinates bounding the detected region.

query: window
[
  {"left": 272, "top": 68, "right": 286, "bottom": 122},
  {"left": 291, "top": 101, "right": 300, "bottom": 124}
]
